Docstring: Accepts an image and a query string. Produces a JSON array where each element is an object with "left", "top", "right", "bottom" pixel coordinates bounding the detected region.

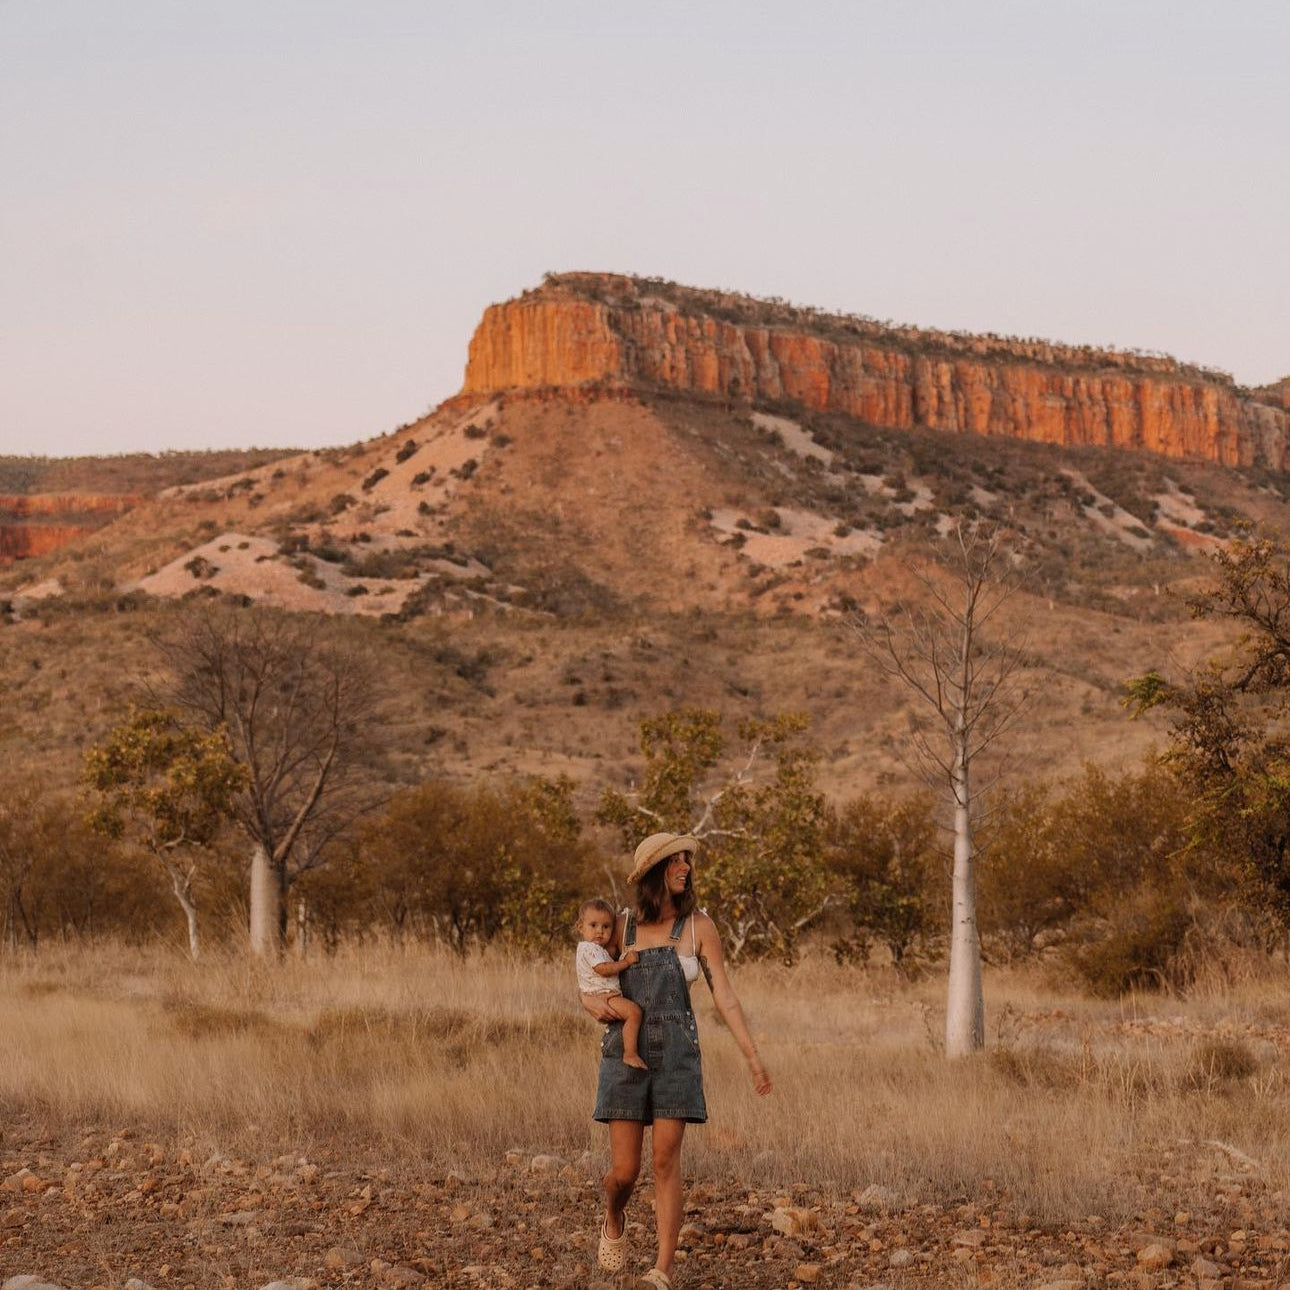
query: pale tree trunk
[
  {"left": 166, "top": 867, "right": 201, "bottom": 962},
  {"left": 249, "top": 843, "right": 277, "bottom": 957},
  {"left": 945, "top": 734, "right": 984, "bottom": 1056},
  {"left": 296, "top": 893, "right": 309, "bottom": 957}
]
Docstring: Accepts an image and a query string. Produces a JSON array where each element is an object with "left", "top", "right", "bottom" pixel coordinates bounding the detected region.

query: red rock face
[
  {"left": 462, "top": 275, "right": 1288, "bottom": 469},
  {"left": 0, "top": 494, "right": 138, "bottom": 565}
]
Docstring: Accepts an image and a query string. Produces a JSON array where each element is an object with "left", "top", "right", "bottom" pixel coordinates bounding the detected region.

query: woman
[{"left": 583, "top": 832, "right": 772, "bottom": 1290}]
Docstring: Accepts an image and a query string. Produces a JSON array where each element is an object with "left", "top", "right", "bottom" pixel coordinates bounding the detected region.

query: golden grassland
[{"left": 4, "top": 944, "right": 1290, "bottom": 1225}]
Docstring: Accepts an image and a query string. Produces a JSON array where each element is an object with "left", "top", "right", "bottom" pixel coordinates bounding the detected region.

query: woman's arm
[{"left": 695, "top": 913, "right": 772, "bottom": 1096}]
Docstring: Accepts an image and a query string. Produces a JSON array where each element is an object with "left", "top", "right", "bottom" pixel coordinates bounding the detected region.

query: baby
[{"left": 575, "top": 897, "right": 647, "bottom": 1070}]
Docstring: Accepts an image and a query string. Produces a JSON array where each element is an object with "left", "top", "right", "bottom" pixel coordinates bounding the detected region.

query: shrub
[
  {"left": 361, "top": 467, "right": 389, "bottom": 492},
  {"left": 464, "top": 423, "right": 488, "bottom": 439},
  {"left": 184, "top": 556, "right": 218, "bottom": 580},
  {"left": 1065, "top": 886, "right": 1192, "bottom": 996},
  {"left": 1184, "top": 1039, "right": 1258, "bottom": 1090},
  {"left": 411, "top": 470, "right": 433, "bottom": 487},
  {"left": 394, "top": 439, "right": 419, "bottom": 463},
  {"left": 329, "top": 493, "right": 356, "bottom": 515}
]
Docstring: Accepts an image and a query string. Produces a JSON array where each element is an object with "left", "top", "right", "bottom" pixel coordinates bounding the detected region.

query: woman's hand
[
  {"left": 748, "top": 1056, "right": 773, "bottom": 1096},
  {"left": 620, "top": 949, "right": 639, "bottom": 967},
  {"left": 580, "top": 993, "right": 620, "bottom": 1023}
]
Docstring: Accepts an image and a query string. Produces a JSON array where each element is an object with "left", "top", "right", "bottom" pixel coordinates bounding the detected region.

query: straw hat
[{"left": 627, "top": 832, "right": 699, "bottom": 885}]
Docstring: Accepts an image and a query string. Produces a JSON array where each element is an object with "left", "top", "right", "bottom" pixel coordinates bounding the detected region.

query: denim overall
[{"left": 593, "top": 911, "right": 707, "bottom": 1124}]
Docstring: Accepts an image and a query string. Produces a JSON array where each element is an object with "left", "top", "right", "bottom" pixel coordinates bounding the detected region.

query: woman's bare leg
[
  {"left": 650, "top": 1119, "right": 686, "bottom": 1276},
  {"left": 604, "top": 1120, "right": 644, "bottom": 1238}
]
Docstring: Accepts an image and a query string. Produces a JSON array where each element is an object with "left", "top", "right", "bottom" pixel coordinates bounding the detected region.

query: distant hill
[
  {"left": 1, "top": 274, "right": 1286, "bottom": 799},
  {"left": 0, "top": 448, "right": 298, "bottom": 564}
]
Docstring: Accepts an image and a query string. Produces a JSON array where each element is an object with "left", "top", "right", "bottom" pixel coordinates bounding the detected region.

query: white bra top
[{"left": 624, "top": 910, "right": 703, "bottom": 984}]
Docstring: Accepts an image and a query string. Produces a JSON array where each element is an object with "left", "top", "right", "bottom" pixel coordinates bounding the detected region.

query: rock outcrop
[
  {"left": 463, "top": 273, "right": 1288, "bottom": 469},
  {"left": 0, "top": 493, "right": 138, "bottom": 564}
]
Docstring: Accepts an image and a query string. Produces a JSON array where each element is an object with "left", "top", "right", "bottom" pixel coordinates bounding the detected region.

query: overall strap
[
  {"left": 624, "top": 910, "right": 637, "bottom": 948},
  {"left": 668, "top": 913, "right": 686, "bottom": 942}
]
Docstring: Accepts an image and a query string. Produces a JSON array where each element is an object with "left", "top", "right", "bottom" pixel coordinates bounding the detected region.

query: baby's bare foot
[{"left": 624, "top": 1054, "right": 649, "bottom": 1070}]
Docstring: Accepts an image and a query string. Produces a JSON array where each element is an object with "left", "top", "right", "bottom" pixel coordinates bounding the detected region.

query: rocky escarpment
[
  {"left": 463, "top": 273, "right": 1289, "bottom": 469},
  {"left": 0, "top": 493, "right": 138, "bottom": 564}
]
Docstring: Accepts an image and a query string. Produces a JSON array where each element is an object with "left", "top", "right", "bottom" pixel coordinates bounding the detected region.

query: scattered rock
[
  {"left": 951, "top": 1229, "right": 987, "bottom": 1248},
  {"left": 216, "top": 1208, "right": 262, "bottom": 1225},
  {"left": 1191, "top": 1257, "right": 1224, "bottom": 1279},
  {"left": 1136, "top": 1243, "right": 1175, "bottom": 1270},
  {"left": 529, "top": 1154, "right": 566, "bottom": 1174},
  {"left": 770, "top": 1206, "right": 820, "bottom": 1237},
  {"left": 795, "top": 1264, "right": 822, "bottom": 1284},
  {"left": 124, "top": 1280, "right": 157, "bottom": 1290},
  {"left": 382, "top": 1266, "right": 424, "bottom": 1287},
  {"left": 3, "top": 1279, "right": 69, "bottom": 1290},
  {"left": 323, "top": 1245, "right": 364, "bottom": 1270},
  {"left": 889, "top": 1249, "right": 915, "bottom": 1268},
  {"left": 854, "top": 1184, "right": 898, "bottom": 1212}
]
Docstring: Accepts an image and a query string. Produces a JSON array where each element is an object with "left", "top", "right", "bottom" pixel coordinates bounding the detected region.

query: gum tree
[
  {"left": 599, "top": 708, "right": 831, "bottom": 962},
  {"left": 85, "top": 707, "right": 244, "bottom": 960}
]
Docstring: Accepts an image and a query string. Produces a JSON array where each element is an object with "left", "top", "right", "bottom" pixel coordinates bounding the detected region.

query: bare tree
[
  {"left": 154, "top": 608, "right": 386, "bottom": 957},
  {"left": 855, "top": 523, "right": 1030, "bottom": 1056}
]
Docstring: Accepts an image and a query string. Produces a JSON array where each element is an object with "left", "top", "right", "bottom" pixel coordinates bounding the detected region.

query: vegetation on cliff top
[{"left": 532, "top": 270, "right": 1240, "bottom": 387}]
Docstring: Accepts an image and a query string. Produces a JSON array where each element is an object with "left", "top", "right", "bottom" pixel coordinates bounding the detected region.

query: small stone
[
  {"left": 503, "top": 1150, "right": 527, "bottom": 1167},
  {"left": 449, "top": 1204, "right": 472, "bottom": 1222},
  {"left": 323, "top": 1246, "right": 364, "bottom": 1270},
  {"left": 467, "top": 1210, "right": 495, "bottom": 1229},
  {"left": 1174, "top": 1212, "right": 1190, "bottom": 1226},
  {"left": 529, "top": 1154, "right": 566, "bottom": 1174},
  {"left": 217, "top": 1209, "right": 261, "bottom": 1226},
  {"left": 258, "top": 1283, "right": 301, "bottom": 1290},
  {"left": 1136, "top": 1244, "right": 1175, "bottom": 1270},
  {"left": 855, "top": 1184, "right": 898, "bottom": 1212},
  {"left": 1191, "top": 1257, "right": 1224, "bottom": 1279},
  {"left": 952, "top": 1229, "right": 987, "bottom": 1248},
  {"left": 19, "top": 1176, "right": 45, "bottom": 1195},
  {"left": 3, "top": 1279, "right": 69, "bottom": 1290},
  {"left": 796, "top": 1264, "right": 822, "bottom": 1284},
  {"left": 125, "top": 1281, "right": 158, "bottom": 1290},
  {"left": 770, "top": 1206, "right": 819, "bottom": 1237},
  {"left": 678, "top": 1222, "right": 704, "bottom": 1243},
  {"left": 383, "top": 1267, "right": 423, "bottom": 1288},
  {"left": 1035, "top": 1281, "right": 1083, "bottom": 1290},
  {"left": 889, "top": 1249, "right": 915, "bottom": 1268}
]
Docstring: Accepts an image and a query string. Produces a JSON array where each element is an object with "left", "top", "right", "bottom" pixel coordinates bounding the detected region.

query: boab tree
[
  {"left": 154, "top": 608, "right": 385, "bottom": 956},
  {"left": 85, "top": 707, "right": 244, "bottom": 960},
  {"left": 854, "top": 522, "right": 1030, "bottom": 1056}
]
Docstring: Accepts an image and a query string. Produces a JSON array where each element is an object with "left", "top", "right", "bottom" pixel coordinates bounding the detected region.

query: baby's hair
[{"left": 578, "top": 896, "right": 616, "bottom": 923}]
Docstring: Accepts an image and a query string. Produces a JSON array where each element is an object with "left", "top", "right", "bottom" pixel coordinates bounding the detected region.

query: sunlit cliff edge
[{"left": 463, "top": 273, "right": 1289, "bottom": 469}]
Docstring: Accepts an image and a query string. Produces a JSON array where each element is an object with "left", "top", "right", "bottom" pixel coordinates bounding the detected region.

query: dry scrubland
[{"left": 5, "top": 945, "right": 1290, "bottom": 1220}]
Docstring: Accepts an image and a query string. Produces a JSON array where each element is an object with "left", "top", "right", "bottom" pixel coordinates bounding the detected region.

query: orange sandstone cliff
[
  {"left": 0, "top": 494, "right": 139, "bottom": 565},
  {"left": 463, "top": 274, "right": 1288, "bottom": 469}
]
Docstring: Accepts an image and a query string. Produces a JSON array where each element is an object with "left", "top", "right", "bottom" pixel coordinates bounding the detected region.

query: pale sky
[{"left": 3, "top": 1, "right": 1287, "bottom": 458}]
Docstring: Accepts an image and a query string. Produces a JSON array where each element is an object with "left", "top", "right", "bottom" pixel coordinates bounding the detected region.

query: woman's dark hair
[{"left": 635, "top": 852, "right": 696, "bottom": 925}]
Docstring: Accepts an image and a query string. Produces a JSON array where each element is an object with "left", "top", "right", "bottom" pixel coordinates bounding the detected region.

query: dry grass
[{"left": 5, "top": 944, "right": 1290, "bottom": 1224}]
